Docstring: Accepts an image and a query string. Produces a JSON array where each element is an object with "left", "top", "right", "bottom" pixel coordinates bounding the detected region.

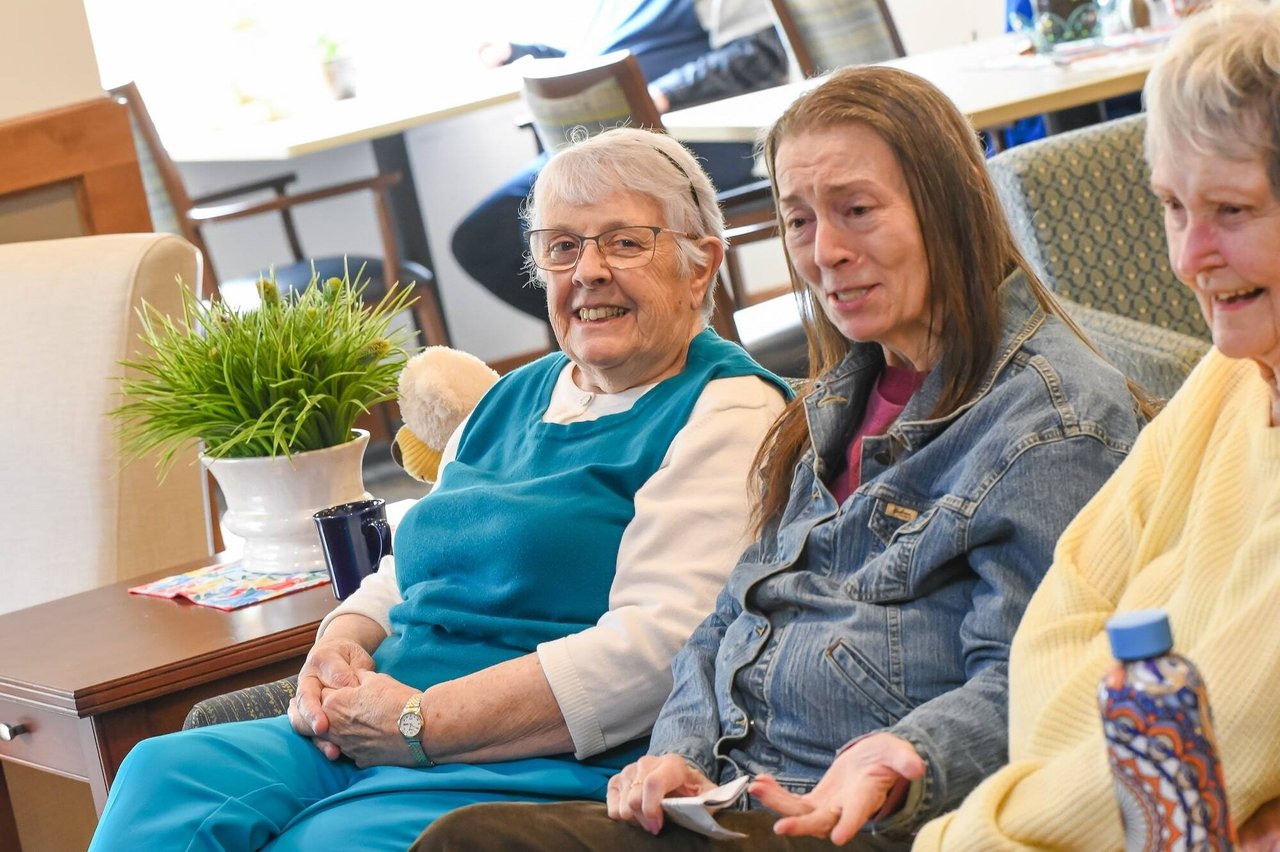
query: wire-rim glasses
[{"left": 527, "top": 226, "right": 695, "bottom": 272}]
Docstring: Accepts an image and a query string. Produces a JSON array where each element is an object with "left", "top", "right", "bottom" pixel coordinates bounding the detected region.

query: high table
[
  {"left": 663, "top": 33, "right": 1165, "bottom": 144},
  {"left": 161, "top": 69, "right": 524, "bottom": 332},
  {"left": 0, "top": 552, "right": 338, "bottom": 841}
]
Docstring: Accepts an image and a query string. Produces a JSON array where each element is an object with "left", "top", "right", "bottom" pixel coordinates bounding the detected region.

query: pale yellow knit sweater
[{"left": 915, "top": 349, "right": 1280, "bottom": 851}]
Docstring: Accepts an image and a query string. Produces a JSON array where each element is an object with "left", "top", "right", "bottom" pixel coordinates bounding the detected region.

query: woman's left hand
[
  {"left": 317, "top": 670, "right": 420, "bottom": 768},
  {"left": 749, "top": 732, "right": 925, "bottom": 847}
]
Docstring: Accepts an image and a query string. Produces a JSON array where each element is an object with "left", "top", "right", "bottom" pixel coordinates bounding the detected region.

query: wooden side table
[{"left": 0, "top": 553, "right": 337, "bottom": 844}]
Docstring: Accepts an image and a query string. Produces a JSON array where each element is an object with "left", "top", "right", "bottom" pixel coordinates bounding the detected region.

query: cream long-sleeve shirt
[
  {"left": 915, "top": 349, "right": 1280, "bottom": 850},
  {"left": 319, "top": 365, "right": 787, "bottom": 759}
]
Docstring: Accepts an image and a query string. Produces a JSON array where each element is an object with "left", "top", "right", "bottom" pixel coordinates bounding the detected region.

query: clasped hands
[
  {"left": 606, "top": 732, "right": 924, "bottom": 846},
  {"left": 286, "top": 636, "right": 419, "bottom": 768}
]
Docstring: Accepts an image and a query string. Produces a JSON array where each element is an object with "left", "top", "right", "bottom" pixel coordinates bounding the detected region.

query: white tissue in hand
[{"left": 660, "top": 775, "right": 751, "bottom": 840}]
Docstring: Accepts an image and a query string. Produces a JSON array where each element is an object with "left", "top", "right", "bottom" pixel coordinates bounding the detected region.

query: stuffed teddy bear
[{"left": 392, "top": 346, "right": 499, "bottom": 483}]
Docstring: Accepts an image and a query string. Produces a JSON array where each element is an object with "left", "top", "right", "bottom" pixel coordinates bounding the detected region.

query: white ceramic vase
[{"left": 202, "top": 430, "right": 371, "bottom": 575}]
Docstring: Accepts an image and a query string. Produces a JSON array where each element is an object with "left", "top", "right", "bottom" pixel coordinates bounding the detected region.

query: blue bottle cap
[{"left": 1106, "top": 609, "right": 1174, "bottom": 661}]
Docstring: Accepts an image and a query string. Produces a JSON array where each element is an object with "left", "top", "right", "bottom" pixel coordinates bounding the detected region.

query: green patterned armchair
[
  {"left": 1061, "top": 301, "right": 1206, "bottom": 402},
  {"left": 185, "top": 676, "right": 298, "bottom": 729},
  {"left": 988, "top": 114, "right": 1208, "bottom": 399},
  {"left": 988, "top": 114, "right": 1207, "bottom": 342}
]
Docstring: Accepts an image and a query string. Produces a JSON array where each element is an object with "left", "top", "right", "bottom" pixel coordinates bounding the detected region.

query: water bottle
[{"left": 1099, "top": 610, "right": 1236, "bottom": 851}]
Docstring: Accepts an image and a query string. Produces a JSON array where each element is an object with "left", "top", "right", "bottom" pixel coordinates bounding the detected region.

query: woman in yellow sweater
[{"left": 916, "top": 2, "right": 1280, "bottom": 848}]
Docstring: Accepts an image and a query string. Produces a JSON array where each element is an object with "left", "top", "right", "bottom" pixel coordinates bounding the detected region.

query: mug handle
[{"left": 362, "top": 518, "right": 392, "bottom": 568}]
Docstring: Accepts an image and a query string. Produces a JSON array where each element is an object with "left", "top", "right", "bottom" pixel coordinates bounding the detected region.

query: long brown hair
[{"left": 749, "top": 65, "right": 1156, "bottom": 534}]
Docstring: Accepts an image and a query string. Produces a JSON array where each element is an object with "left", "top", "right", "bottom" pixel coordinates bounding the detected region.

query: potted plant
[
  {"left": 115, "top": 270, "right": 414, "bottom": 574},
  {"left": 319, "top": 36, "right": 358, "bottom": 100}
]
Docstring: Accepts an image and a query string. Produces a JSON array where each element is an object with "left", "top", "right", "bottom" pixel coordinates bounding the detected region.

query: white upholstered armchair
[{"left": 0, "top": 233, "right": 213, "bottom": 616}]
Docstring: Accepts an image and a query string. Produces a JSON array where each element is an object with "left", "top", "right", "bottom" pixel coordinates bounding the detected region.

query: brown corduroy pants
[{"left": 410, "top": 800, "right": 911, "bottom": 851}]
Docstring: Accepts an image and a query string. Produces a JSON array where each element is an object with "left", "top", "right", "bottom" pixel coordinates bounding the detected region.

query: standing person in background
[{"left": 455, "top": 0, "right": 788, "bottom": 324}]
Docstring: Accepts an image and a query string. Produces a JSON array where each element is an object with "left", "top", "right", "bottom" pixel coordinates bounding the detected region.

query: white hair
[
  {"left": 1144, "top": 0, "right": 1280, "bottom": 194},
  {"left": 522, "top": 127, "right": 727, "bottom": 323}
]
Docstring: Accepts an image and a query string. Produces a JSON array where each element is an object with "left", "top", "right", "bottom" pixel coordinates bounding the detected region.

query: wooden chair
[
  {"left": 107, "top": 82, "right": 451, "bottom": 348},
  {"left": 0, "top": 94, "right": 152, "bottom": 242},
  {"left": 519, "top": 51, "right": 784, "bottom": 341},
  {"left": 713, "top": 0, "right": 906, "bottom": 310},
  {"left": 521, "top": 51, "right": 665, "bottom": 150},
  {"left": 770, "top": 0, "right": 906, "bottom": 77}
]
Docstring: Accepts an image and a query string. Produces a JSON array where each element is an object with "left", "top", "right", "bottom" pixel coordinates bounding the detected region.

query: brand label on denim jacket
[{"left": 884, "top": 503, "right": 919, "bottom": 522}]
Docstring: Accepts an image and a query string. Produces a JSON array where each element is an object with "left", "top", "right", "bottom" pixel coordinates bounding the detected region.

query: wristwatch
[{"left": 397, "top": 693, "right": 435, "bottom": 767}]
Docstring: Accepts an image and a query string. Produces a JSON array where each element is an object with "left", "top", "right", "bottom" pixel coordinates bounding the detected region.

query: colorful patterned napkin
[{"left": 129, "top": 560, "right": 331, "bottom": 610}]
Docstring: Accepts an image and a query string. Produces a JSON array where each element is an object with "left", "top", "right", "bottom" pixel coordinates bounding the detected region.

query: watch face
[{"left": 398, "top": 712, "right": 423, "bottom": 738}]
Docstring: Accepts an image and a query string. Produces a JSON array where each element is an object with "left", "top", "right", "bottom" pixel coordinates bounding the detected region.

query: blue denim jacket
[{"left": 648, "top": 274, "right": 1141, "bottom": 835}]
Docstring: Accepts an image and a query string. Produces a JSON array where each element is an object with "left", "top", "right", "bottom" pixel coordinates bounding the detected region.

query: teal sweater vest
[{"left": 373, "top": 331, "right": 785, "bottom": 762}]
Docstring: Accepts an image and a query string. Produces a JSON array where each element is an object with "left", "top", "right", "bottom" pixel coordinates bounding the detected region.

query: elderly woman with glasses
[
  {"left": 411, "top": 65, "right": 1145, "bottom": 851},
  {"left": 88, "top": 127, "right": 790, "bottom": 852}
]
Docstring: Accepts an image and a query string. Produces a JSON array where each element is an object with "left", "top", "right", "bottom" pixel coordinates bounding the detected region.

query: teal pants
[{"left": 88, "top": 716, "right": 613, "bottom": 852}]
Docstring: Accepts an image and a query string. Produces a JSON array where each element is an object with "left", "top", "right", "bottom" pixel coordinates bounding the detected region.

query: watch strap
[
  {"left": 400, "top": 693, "right": 436, "bottom": 768},
  {"left": 406, "top": 737, "right": 434, "bottom": 768}
]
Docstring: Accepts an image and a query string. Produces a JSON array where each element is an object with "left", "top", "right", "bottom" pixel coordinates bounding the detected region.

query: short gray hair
[
  {"left": 1144, "top": 0, "right": 1280, "bottom": 195},
  {"left": 522, "top": 127, "right": 727, "bottom": 323}
]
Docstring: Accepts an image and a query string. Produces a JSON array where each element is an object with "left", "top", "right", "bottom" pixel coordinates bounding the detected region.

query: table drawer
[{"left": 0, "top": 696, "right": 86, "bottom": 779}]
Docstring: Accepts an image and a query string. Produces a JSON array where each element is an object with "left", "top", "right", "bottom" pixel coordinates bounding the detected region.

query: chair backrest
[
  {"left": 515, "top": 50, "right": 679, "bottom": 188},
  {"left": 0, "top": 233, "right": 212, "bottom": 615},
  {"left": 988, "top": 113, "right": 1207, "bottom": 341},
  {"left": 770, "top": 0, "right": 905, "bottom": 77},
  {"left": 1063, "top": 298, "right": 1208, "bottom": 401},
  {"left": 0, "top": 93, "right": 153, "bottom": 243},
  {"left": 519, "top": 50, "right": 664, "bottom": 153},
  {"left": 108, "top": 84, "right": 203, "bottom": 249}
]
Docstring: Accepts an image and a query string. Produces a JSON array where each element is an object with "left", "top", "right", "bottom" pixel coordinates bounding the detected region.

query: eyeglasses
[{"left": 527, "top": 226, "right": 694, "bottom": 272}]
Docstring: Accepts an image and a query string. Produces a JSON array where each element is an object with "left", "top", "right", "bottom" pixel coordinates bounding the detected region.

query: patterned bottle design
[{"left": 1100, "top": 610, "right": 1236, "bottom": 851}]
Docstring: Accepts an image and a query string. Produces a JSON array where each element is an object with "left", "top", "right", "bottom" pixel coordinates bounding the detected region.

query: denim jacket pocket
[
  {"left": 852, "top": 501, "right": 938, "bottom": 602},
  {"left": 867, "top": 497, "right": 934, "bottom": 546},
  {"left": 825, "top": 638, "right": 915, "bottom": 728}
]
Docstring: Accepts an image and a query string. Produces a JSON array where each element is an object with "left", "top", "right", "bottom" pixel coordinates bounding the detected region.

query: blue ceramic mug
[{"left": 313, "top": 498, "right": 392, "bottom": 600}]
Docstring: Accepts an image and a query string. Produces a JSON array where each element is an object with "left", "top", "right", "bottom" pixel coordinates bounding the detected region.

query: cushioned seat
[{"left": 1060, "top": 301, "right": 1207, "bottom": 401}]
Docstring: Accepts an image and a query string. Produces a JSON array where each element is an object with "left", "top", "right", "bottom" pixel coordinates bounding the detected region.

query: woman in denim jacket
[{"left": 414, "top": 66, "right": 1147, "bottom": 851}]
